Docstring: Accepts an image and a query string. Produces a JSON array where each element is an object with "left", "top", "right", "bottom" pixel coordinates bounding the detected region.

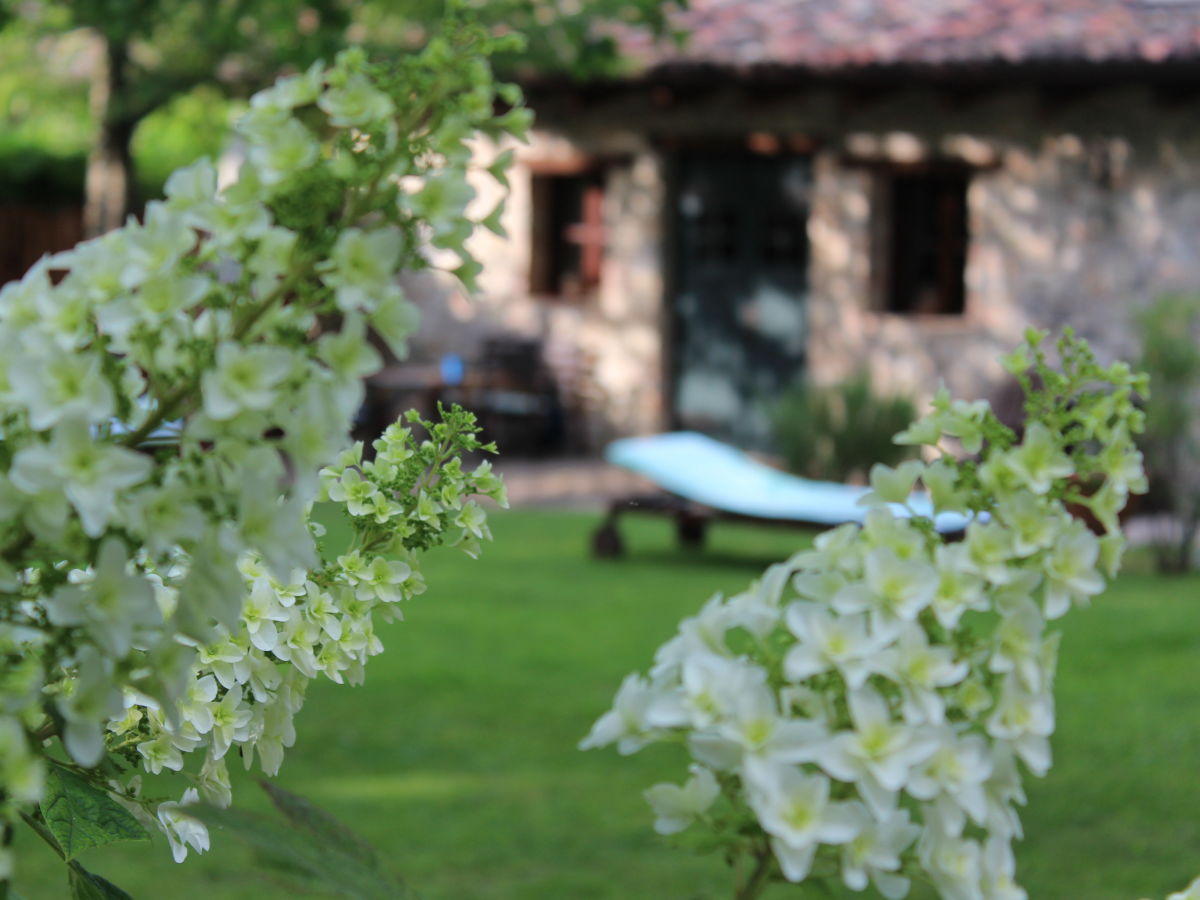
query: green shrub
[
  {"left": 1136, "top": 293, "right": 1200, "bottom": 572},
  {"left": 0, "top": 140, "right": 85, "bottom": 204},
  {"left": 771, "top": 369, "right": 917, "bottom": 483},
  {"left": 132, "top": 85, "right": 238, "bottom": 201},
  {"left": 0, "top": 89, "right": 233, "bottom": 207}
]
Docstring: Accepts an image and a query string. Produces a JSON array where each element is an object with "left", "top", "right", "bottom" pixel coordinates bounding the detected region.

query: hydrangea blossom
[
  {"left": 583, "top": 331, "right": 1148, "bottom": 900},
  {"left": 1144, "top": 877, "right": 1200, "bottom": 900},
  {"left": 0, "top": 16, "right": 527, "bottom": 883}
]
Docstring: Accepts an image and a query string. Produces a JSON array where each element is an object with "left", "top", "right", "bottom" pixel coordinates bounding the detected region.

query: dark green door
[{"left": 670, "top": 151, "right": 811, "bottom": 447}]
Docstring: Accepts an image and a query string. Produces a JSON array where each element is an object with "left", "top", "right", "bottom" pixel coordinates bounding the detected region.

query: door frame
[{"left": 657, "top": 137, "right": 815, "bottom": 437}]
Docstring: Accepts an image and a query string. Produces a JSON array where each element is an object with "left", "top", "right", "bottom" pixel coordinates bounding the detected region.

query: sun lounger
[{"left": 592, "top": 431, "right": 970, "bottom": 557}]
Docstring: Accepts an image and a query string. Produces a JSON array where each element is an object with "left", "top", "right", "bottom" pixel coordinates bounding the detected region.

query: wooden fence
[{"left": 0, "top": 204, "right": 84, "bottom": 286}]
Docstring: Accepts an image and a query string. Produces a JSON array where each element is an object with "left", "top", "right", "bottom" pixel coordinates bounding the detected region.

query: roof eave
[{"left": 521, "top": 55, "right": 1200, "bottom": 99}]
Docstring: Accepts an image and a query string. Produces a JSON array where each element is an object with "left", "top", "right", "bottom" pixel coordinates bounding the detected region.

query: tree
[
  {"left": 355, "top": 0, "right": 685, "bottom": 80},
  {"left": 2, "top": 0, "right": 682, "bottom": 236},
  {"left": 3, "top": 1, "right": 350, "bottom": 236}
]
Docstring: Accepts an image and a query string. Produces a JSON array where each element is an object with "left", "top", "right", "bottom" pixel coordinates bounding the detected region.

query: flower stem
[
  {"left": 735, "top": 845, "right": 773, "bottom": 900},
  {"left": 0, "top": 533, "right": 33, "bottom": 566},
  {"left": 121, "top": 269, "right": 302, "bottom": 449},
  {"left": 0, "top": 818, "right": 12, "bottom": 899},
  {"left": 19, "top": 810, "right": 64, "bottom": 861}
]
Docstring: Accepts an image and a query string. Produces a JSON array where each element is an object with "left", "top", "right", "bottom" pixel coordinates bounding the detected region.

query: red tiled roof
[{"left": 618, "top": 0, "right": 1200, "bottom": 73}]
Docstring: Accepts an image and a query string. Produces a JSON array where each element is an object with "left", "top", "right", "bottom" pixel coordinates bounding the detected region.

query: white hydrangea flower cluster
[
  {"left": 1144, "top": 877, "right": 1200, "bottom": 900},
  {"left": 0, "top": 17, "right": 525, "bottom": 874},
  {"left": 110, "top": 414, "right": 505, "bottom": 864},
  {"left": 583, "top": 331, "right": 1148, "bottom": 900}
]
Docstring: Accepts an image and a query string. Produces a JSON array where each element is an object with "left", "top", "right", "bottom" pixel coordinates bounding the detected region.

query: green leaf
[
  {"left": 479, "top": 200, "right": 507, "bottom": 237},
  {"left": 186, "top": 797, "right": 411, "bottom": 900},
  {"left": 182, "top": 803, "right": 318, "bottom": 876},
  {"left": 40, "top": 764, "right": 149, "bottom": 860},
  {"left": 259, "top": 780, "right": 380, "bottom": 870},
  {"left": 452, "top": 259, "right": 482, "bottom": 293},
  {"left": 486, "top": 149, "right": 514, "bottom": 188},
  {"left": 68, "top": 863, "right": 134, "bottom": 900}
]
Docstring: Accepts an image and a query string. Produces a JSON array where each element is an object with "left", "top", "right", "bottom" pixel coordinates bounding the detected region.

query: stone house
[{"left": 397, "top": 0, "right": 1200, "bottom": 451}]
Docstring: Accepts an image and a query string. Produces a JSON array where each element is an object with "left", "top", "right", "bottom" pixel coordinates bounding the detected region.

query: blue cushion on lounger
[{"left": 605, "top": 431, "right": 970, "bottom": 534}]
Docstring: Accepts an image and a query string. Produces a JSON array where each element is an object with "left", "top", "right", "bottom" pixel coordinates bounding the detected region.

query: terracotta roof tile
[{"left": 619, "top": 0, "right": 1200, "bottom": 72}]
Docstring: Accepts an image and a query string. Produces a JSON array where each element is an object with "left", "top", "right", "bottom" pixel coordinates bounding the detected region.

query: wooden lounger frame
[
  {"left": 591, "top": 492, "right": 969, "bottom": 558},
  {"left": 591, "top": 492, "right": 851, "bottom": 558}
]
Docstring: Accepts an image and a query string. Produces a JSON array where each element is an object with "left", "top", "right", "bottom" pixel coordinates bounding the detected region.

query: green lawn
[{"left": 14, "top": 511, "right": 1200, "bottom": 899}]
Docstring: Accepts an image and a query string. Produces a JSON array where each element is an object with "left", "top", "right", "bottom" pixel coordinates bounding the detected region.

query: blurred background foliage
[
  {"left": 131, "top": 86, "right": 239, "bottom": 199},
  {"left": 0, "top": 0, "right": 682, "bottom": 228},
  {"left": 0, "top": 23, "right": 90, "bottom": 203},
  {"left": 1135, "top": 293, "right": 1200, "bottom": 572}
]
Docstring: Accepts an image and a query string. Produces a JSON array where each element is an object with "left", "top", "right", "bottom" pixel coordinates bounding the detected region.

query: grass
[{"left": 13, "top": 510, "right": 1200, "bottom": 899}]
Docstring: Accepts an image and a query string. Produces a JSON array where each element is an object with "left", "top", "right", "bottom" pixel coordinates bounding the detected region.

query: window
[
  {"left": 876, "top": 166, "right": 969, "bottom": 316},
  {"left": 529, "top": 169, "right": 605, "bottom": 298}
]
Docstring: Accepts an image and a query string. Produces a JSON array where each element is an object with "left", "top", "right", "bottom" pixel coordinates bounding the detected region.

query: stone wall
[
  {"left": 404, "top": 82, "right": 1200, "bottom": 449},
  {"left": 399, "top": 129, "right": 668, "bottom": 448}
]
